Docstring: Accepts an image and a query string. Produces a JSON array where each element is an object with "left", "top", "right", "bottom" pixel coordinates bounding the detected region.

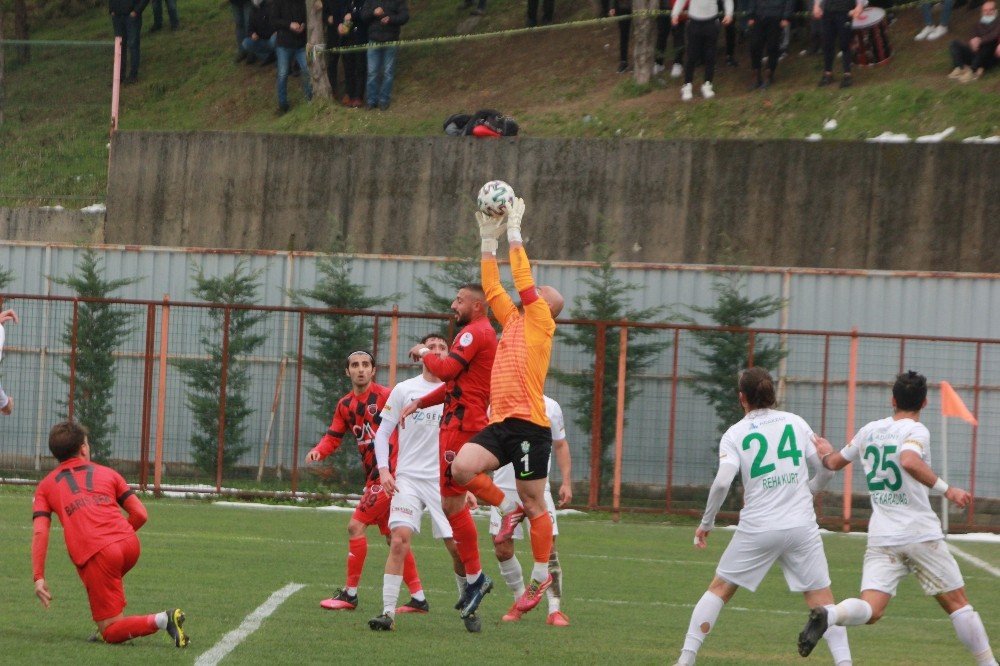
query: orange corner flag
[{"left": 941, "top": 381, "right": 978, "bottom": 426}]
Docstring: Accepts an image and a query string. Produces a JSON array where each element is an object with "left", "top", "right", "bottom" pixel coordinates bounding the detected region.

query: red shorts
[
  {"left": 439, "top": 429, "right": 477, "bottom": 497},
  {"left": 352, "top": 483, "right": 391, "bottom": 536},
  {"left": 76, "top": 534, "right": 141, "bottom": 622}
]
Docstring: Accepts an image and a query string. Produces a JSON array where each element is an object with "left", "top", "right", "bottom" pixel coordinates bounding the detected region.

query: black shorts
[{"left": 473, "top": 418, "right": 552, "bottom": 481}]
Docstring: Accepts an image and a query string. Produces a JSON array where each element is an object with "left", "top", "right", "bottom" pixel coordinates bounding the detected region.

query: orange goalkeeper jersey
[{"left": 482, "top": 246, "right": 555, "bottom": 428}]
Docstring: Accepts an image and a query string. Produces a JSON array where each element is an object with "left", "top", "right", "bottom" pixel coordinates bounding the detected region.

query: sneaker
[
  {"left": 958, "top": 68, "right": 980, "bottom": 83},
  {"left": 320, "top": 588, "right": 358, "bottom": 610},
  {"left": 368, "top": 613, "right": 395, "bottom": 631},
  {"left": 460, "top": 573, "right": 493, "bottom": 618},
  {"left": 515, "top": 575, "right": 553, "bottom": 613},
  {"left": 616, "top": 60, "right": 628, "bottom": 74},
  {"left": 502, "top": 603, "right": 523, "bottom": 622},
  {"left": 277, "top": 104, "right": 290, "bottom": 116},
  {"left": 948, "top": 66, "right": 966, "bottom": 79},
  {"left": 671, "top": 62, "right": 683, "bottom": 78},
  {"left": 493, "top": 504, "right": 526, "bottom": 544},
  {"left": 165, "top": 608, "right": 190, "bottom": 648},
  {"left": 547, "top": 610, "right": 570, "bottom": 626},
  {"left": 87, "top": 630, "right": 105, "bottom": 643},
  {"left": 914, "top": 25, "right": 933, "bottom": 40},
  {"left": 840, "top": 74, "right": 853, "bottom": 88},
  {"left": 463, "top": 612, "right": 482, "bottom": 633},
  {"left": 396, "top": 597, "right": 430, "bottom": 614},
  {"left": 681, "top": 83, "right": 693, "bottom": 101},
  {"left": 653, "top": 62, "right": 666, "bottom": 75},
  {"left": 701, "top": 81, "right": 715, "bottom": 99},
  {"left": 927, "top": 25, "right": 947, "bottom": 41},
  {"left": 818, "top": 73, "right": 833, "bottom": 87},
  {"left": 798, "top": 606, "right": 829, "bottom": 657}
]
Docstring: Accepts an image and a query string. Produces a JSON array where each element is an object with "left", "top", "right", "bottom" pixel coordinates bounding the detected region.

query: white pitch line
[
  {"left": 948, "top": 544, "right": 1000, "bottom": 578},
  {"left": 195, "top": 583, "right": 305, "bottom": 666}
]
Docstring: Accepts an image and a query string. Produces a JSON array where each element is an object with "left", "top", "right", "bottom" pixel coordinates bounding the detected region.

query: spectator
[
  {"left": 814, "top": 0, "right": 862, "bottom": 88},
  {"left": 948, "top": 0, "right": 1000, "bottom": 82},
  {"left": 109, "top": 0, "right": 148, "bottom": 84},
  {"left": 0, "top": 306, "right": 18, "bottom": 417},
  {"left": 606, "top": 0, "right": 633, "bottom": 74},
  {"left": 654, "top": 0, "right": 685, "bottom": 78},
  {"left": 673, "top": 0, "right": 733, "bottom": 100},
  {"left": 242, "top": 0, "right": 277, "bottom": 65},
  {"left": 747, "top": 0, "right": 792, "bottom": 88},
  {"left": 273, "top": 0, "right": 312, "bottom": 114},
  {"left": 360, "top": 0, "right": 409, "bottom": 111},
  {"left": 340, "top": 0, "right": 368, "bottom": 107},
  {"left": 720, "top": 0, "right": 738, "bottom": 66},
  {"left": 915, "top": 0, "right": 952, "bottom": 42},
  {"left": 149, "top": 0, "right": 179, "bottom": 32},
  {"left": 323, "top": 0, "right": 348, "bottom": 101},
  {"left": 463, "top": 0, "right": 488, "bottom": 16},
  {"left": 232, "top": 0, "right": 253, "bottom": 62},
  {"left": 527, "top": 0, "right": 554, "bottom": 27}
]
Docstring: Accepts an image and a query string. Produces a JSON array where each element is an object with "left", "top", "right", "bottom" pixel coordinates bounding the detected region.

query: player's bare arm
[
  {"left": 31, "top": 514, "right": 52, "bottom": 608},
  {"left": 899, "top": 450, "right": 972, "bottom": 508},
  {"left": 553, "top": 438, "right": 572, "bottom": 506},
  {"left": 378, "top": 466, "right": 396, "bottom": 496}
]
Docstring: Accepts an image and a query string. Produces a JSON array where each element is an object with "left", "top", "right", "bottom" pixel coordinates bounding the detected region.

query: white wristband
[
  {"left": 481, "top": 238, "right": 498, "bottom": 254},
  {"left": 507, "top": 228, "right": 522, "bottom": 244},
  {"left": 417, "top": 347, "right": 430, "bottom": 358},
  {"left": 933, "top": 478, "right": 949, "bottom": 493}
]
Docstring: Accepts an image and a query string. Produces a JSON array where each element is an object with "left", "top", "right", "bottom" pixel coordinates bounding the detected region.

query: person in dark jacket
[
  {"left": 323, "top": 0, "right": 348, "bottom": 101},
  {"left": 360, "top": 0, "right": 409, "bottom": 110},
  {"left": 242, "top": 0, "right": 277, "bottom": 65},
  {"left": 948, "top": 0, "right": 1000, "bottom": 82},
  {"left": 273, "top": 0, "right": 313, "bottom": 113},
  {"left": 605, "top": 0, "right": 632, "bottom": 74},
  {"left": 747, "top": 0, "right": 792, "bottom": 88},
  {"left": 339, "top": 0, "right": 368, "bottom": 106},
  {"left": 813, "top": 0, "right": 863, "bottom": 88},
  {"left": 109, "top": 0, "right": 149, "bottom": 84}
]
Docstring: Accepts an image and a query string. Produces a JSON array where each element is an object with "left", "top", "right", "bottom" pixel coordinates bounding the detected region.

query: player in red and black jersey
[
  {"left": 400, "top": 283, "right": 500, "bottom": 623},
  {"left": 31, "top": 421, "right": 189, "bottom": 647},
  {"left": 305, "top": 350, "right": 426, "bottom": 612}
]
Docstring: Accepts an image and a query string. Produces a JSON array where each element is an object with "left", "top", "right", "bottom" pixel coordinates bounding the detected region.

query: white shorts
[
  {"left": 488, "top": 487, "right": 559, "bottom": 539},
  {"left": 861, "top": 540, "right": 965, "bottom": 597},
  {"left": 716, "top": 525, "right": 831, "bottom": 593},
  {"left": 389, "top": 475, "right": 453, "bottom": 539}
]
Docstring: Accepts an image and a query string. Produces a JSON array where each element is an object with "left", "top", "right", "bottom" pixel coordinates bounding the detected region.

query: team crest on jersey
[
  {"left": 444, "top": 451, "right": 456, "bottom": 463},
  {"left": 367, "top": 404, "right": 378, "bottom": 416},
  {"left": 521, "top": 440, "right": 530, "bottom": 453},
  {"left": 459, "top": 332, "right": 473, "bottom": 347}
]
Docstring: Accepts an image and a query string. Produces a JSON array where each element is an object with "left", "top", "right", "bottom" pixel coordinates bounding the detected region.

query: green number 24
[
  {"left": 863, "top": 444, "right": 903, "bottom": 491},
  {"left": 741, "top": 425, "right": 803, "bottom": 478}
]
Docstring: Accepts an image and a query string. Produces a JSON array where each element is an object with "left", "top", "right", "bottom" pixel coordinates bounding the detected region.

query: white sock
[
  {"left": 830, "top": 598, "right": 872, "bottom": 626},
  {"left": 824, "top": 624, "right": 852, "bottom": 664},
  {"left": 382, "top": 574, "right": 402, "bottom": 615},
  {"left": 499, "top": 496, "right": 518, "bottom": 514},
  {"left": 681, "top": 591, "right": 725, "bottom": 656},
  {"left": 466, "top": 571, "right": 482, "bottom": 585},
  {"left": 346, "top": 586, "right": 358, "bottom": 597},
  {"left": 676, "top": 649, "right": 697, "bottom": 666},
  {"left": 547, "top": 550, "right": 563, "bottom": 612},
  {"left": 455, "top": 573, "right": 468, "bottom": 599},
  {"left": 950, "top": 605, "right": 999, "bottom": 666},
  {"left": 531, "top": 561, "right": 549, "bottom": 583},
  {"left": 154, "top": 612, "right": 168, "bottom": 630},
  {"left": 547, "top": 587, "right": 561, "bottom": 613},
  {"left": 499, "top": 556, "right": 525, "bottom": 599},
  {"left": 410, "top": 589, "right": 425, "bottom": 602}
]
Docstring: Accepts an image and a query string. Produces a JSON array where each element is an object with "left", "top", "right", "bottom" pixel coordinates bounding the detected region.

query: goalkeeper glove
[
  {"left": 506, "top": 197, "right": 525, "bottom": 244},
  {"left": 476, "top": 211, "right": 506, "bottom": 254}
]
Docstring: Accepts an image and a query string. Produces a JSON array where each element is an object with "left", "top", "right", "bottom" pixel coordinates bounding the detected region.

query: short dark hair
[
  {"left": 421, "top": 333, "right": 447, "bottom": 346},
  {"left": 739, "top": 367, "right": 776, "bottom": 410},
  {"left": 893, "top": 371, "right": 927, "bottom": 412},
  {"left": 344, "top": 350, "right": 375, "bottom": 369},
  {"left": 49, "top": 421, "right": 88, "bottom": 462},
  {"left": 458, "top": 283, "right": 485, "bottom": 299}
]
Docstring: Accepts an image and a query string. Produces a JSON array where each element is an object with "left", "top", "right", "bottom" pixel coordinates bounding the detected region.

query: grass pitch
[{"left": 0, "top": 487, "right": 997, "bottom": 665}]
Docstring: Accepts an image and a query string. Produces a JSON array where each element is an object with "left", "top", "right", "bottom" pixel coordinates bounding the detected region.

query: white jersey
[
  {"left": 842, "top": 417, "right": 943, "bottom": 547},
  {"left": 718, "top": 408, "right": 819, "bottom": 533},
  {"left": 379, "top": 374, "right": 443, "bottom": 481},
  {"left": 494, "top": 395, "right": 565, "bottom": 491}
]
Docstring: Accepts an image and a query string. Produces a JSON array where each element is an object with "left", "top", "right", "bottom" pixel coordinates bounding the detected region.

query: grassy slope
[{"left": 2, "top": 0, "right": 1000, "bottom": 204}]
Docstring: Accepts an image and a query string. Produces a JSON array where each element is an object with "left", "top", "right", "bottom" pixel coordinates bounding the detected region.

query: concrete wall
[
  {"left": 0, "top": 207, "right": 104, "bottom": 245},
  {"left": 106, "top": 131, "right": 1000, "bottom": 271}
]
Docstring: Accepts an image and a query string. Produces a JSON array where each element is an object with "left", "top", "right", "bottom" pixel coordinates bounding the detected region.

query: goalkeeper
[{"left": 451, "top": 197, "right": 566, "bottom": 616}]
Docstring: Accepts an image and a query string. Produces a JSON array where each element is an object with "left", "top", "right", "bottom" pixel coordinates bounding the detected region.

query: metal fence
[{"left": 0, "top": 294, "right": 997, "bottom": 532}]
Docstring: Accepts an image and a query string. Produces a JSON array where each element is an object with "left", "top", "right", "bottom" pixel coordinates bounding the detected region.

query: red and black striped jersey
[
  {"left": 419, "top": 315, "right": 497, "bottom": 432},
  {"left": 310, "top": 383, "right": 396, "bottom": 483}
]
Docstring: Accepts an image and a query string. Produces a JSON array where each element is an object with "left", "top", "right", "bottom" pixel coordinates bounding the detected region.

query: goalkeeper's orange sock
[
  {"left": 101, "top": 615, "right": 158, "bottom": 643},
  {"left": 403, "top": 550, "right": 423, "bottom": 595},
  {"left": 464, "top": 473, "right": 506, "bottom": 507},
  {"left": 448, "top": 508, "right": 482, "bottom": 580},
  {"left": 346, "top": 536, "right": 367, "bottom": 592},
  {"left": 528, "top": 511, "right": 554, "bottom": 581}
]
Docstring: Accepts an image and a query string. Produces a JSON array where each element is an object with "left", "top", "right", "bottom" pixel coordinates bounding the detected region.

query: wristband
[
  {"left": 417, "top": 347, "right": 430, "bottom": 358},
  {"left": 507, "top": 228, "right": 522, "bottom": 244},
  {"left": 933, "top": 478, "right": 949, "bottom": 493},
  {"left": 481, "top": 238, "right": 498, "bottom": 254}
]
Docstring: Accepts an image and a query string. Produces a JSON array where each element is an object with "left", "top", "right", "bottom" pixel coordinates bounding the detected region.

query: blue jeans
[
  {"left": 111, "top": 13, "right": 142, "bottom": 79},
  {"left": 242, "top": 33, "right": 276, "bottom": 60},
  {"left": 921, "top": 0, "right": 952, "bottom": 26},
  {"left": 366, "top": 43, "right": 397, "bottom": 107},
  {"left": 231, "top": 2, "right": 251, "bottom": 51},
  {"left": 276, "top": 46, "right": 312, "bottom": 108},
  {"left": 151, "top": 0, "right": 179, "bottom": 29}
]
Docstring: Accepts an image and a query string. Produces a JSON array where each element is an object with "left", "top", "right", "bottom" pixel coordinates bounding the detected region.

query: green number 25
[
  {"left": 863, "top": 444, "right": 902, "bottom": 491},
  {"left": 741, "top": 424, "right": 803, "bottom": 478}
]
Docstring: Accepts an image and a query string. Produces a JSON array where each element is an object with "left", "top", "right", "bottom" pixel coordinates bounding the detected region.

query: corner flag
[{"left": 940, "top": 381, "right": 978, "bottom": 426}]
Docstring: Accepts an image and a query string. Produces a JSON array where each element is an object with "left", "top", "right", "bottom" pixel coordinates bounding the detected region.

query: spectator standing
[
  {"left": 149, "top": 0, "right": 179, "bottom": 32},
  {"left": 340, "top": 0, "right": 369, "bottom": 107},
  {"left": 360, "top": 0, "right": 409, "bottom": 111},
  {"left": 109, "top": 0, "right": 148, "bottom": 84},
  {"left": 947, "top": 0, "right": 1000, "bottom": 82},
  {"left": 464, "top": 0, "right": 488, "bottom": 16},
  {"left": 323, "top": 0, "right": 349, "bottom": 101},
  {"left": 527, "top": 0, "right": 554, "bottom": 27},
  {"left": 915, "top": 0, "right": 952, "bottom": 42},
  {"left": 720, "top": 0, "right": 738, "bottom": 66},
  {"left": 654, "top": 0, "right": 685, "bottom": 78},
  {"left": 747, "top": 0, "right": 792, "bottom": 88},
  {"left": 606, "top": 0, "right": 633, "bottom": 74},
  {"left": 273, "top": 0, "right": 312, "bottom": 114},
  {"left": 673, "top": 0, "right": 733, "bottom": 100},
  {"left": 232, "top": 0, "right": 253, "bottom": 62},
  {"left": 242, "top": 0, "right": 277, "bottom": 65},
  {"left": 814, "top": 0, "right": 862, "bottom": 88}
]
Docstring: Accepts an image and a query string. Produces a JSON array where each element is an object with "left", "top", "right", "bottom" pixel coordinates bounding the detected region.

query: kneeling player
[{"left": 31, "top": 421, "right": 189, "bottom": 647}]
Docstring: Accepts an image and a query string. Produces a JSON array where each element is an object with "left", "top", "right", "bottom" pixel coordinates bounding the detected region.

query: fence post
[
  {"left": 387, "top": 307, "right": 399, "bottom": 388},
  {"left": 215, "top": 306, "right": 231, "bottom": 493},
  {"left": 291, "top": 311, "right": 306, "bottom": 495},
  {"left": 68, "top": 299, "right": 79, "bottom": 420},
  {"left": 611, "top": 325, "right": 628, "bottom": 522},
  {"left": 967, "top": 342, "right": 982, "bottom": 527},
  {"left": 666, "top": 328, "right": 680, "bottom": 514},
  {"left": 842, "top": 328, "right": 859, "bottom": 532},
  {"left": 138, "top": 303, "right": 157, "bottom": 491},
  {"left": 588, "top": 322, "right": 607, "bottom": 509},
  {"left": 154, "top": 296, "right": 170, "bottom": 495}
]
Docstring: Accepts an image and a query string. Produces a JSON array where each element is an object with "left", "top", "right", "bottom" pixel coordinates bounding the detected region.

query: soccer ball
[{"left": 477, "top": 180, "right": 515, "bottom": 219}]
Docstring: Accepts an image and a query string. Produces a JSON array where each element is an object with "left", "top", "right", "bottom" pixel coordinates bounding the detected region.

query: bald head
[{"left": 538, "top": 285, "right": 564, "bottom": 318}]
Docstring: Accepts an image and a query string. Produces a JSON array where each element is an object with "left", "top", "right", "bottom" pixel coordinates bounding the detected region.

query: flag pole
[{"left": 940, "top": 407, "right": 949, "bottom": 534}]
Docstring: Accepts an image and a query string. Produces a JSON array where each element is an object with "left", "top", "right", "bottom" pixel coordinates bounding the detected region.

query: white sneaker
[
  {"left": 670, "top": 63, "right": 683, "bottom": 78},
  {"left": 927, "top": 25, "right": 948, "bottom": 40},
  {"left": 681, "top": 83, "right": 693, "bottom": 101},
  {"left": 653, "top": 63, "right": 666, "bottom": 75},
  {"left": 701, "top": 81, "right": 715, "bottom": 99},
  {"left": 914, "top": 25, "right": 933, "bottom": 40}
]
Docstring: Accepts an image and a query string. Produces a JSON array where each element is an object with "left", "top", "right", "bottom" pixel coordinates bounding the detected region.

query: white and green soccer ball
[{"left": 476, "top": 180, "right": 515, "bottom": 219}]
